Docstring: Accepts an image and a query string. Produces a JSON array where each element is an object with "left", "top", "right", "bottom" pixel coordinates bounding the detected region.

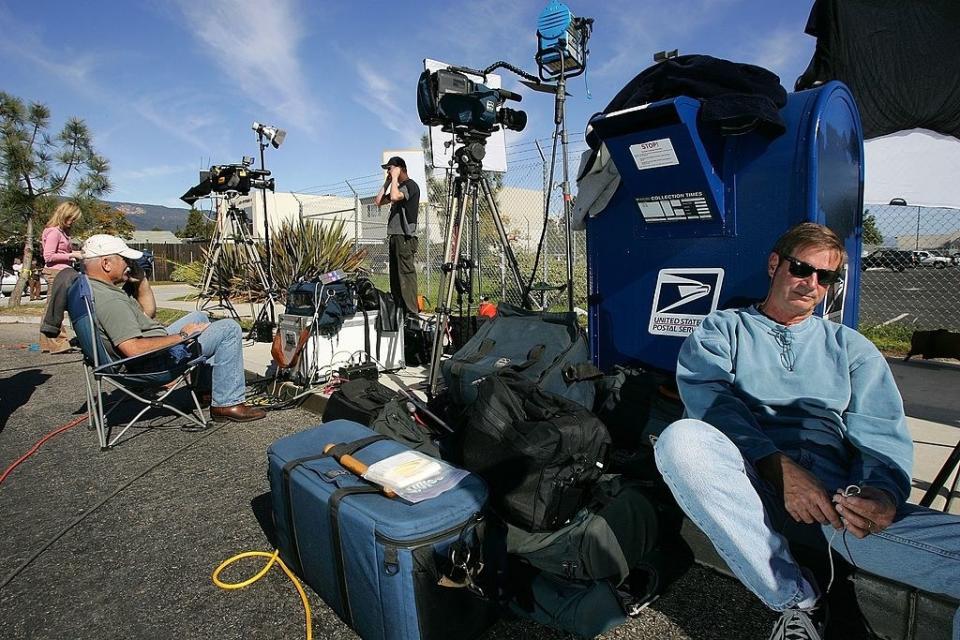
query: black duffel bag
[
  {"left": 462, "top": 369, "right": 611, "bottom": 532},
  {"left": 322, "top": 378, "right": 395, "bottom": 425},
  {"left": 441, "top": 303, "right": 597, "bottom": 411}
]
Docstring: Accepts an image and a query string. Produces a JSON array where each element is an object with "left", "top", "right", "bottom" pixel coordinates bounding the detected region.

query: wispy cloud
[
  {"left": 174, "top": 0, "right": 321, "bottom": 134},
  {"left": 424, "top": 0, "right": 536, "bottom": 67},
  {"left": 0, "top": 5, "right": 224, "bottom": 159},
  {"left": 592, "top": 0, "right": 743, "bottom": 79},
  {"left": 132, "top": 93, "right": 224, "bottom": 153},
  {"left": 734, "top": 27, "right": 814, "bottom": 89},
  {"left": 353, "top": 60, "right": 422, "bottom": 148},
  {"left": 0, "top": 6, "right": 99, "bottom": 95},
  {"left": 116, "top": 163, "right": 196, "bottom": 181}
]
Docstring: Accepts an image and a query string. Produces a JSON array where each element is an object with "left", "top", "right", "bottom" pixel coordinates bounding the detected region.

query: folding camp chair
[{"left": 66, "top": 274, "right": 210, "bottom": 449}]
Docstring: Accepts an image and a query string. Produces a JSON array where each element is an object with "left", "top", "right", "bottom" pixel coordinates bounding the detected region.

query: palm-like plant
[
  {"left": 174, "top": 217, "right": 366, "bottom": 302},
  {"left": 266, "top": 218, "right": 366, "bottom": 298}
]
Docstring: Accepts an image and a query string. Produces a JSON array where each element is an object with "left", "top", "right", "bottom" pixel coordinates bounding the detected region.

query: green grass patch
[
  {"left": 859, "top": 322, "right": 913, "bottom": 356},
  {"left": 155, "top": 308, "right": 188, "bottom": 325},
  {"left": 154, "top": 307, "right": 252, "bottom": 331}
]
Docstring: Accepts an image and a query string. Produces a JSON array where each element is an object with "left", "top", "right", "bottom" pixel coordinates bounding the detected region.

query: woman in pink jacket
[{"left": 40, "top": 202, "right": 83, "bottom": 353}]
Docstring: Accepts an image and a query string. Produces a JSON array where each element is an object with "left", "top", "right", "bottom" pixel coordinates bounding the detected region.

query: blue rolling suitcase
[{"left": 268, "top": 420, "right": 494, "bottom": 640}]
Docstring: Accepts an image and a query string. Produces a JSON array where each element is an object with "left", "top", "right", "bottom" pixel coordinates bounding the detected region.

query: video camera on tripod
[
  {"left": 179, "top": 158, "right": 275, "bottom": 205},
  {"left": 417, "top": 68, "right": 527, "bottom": 135}
]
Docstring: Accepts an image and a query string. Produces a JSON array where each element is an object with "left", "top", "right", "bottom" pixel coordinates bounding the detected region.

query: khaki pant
[{"left": 39, "top": 267, "right": 71, "bottom": 353}]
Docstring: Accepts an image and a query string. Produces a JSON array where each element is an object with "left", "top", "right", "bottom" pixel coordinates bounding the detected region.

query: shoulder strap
[
  {"left": 511, "top": 344, "right": 546, "bottom": 371},
  {"left": 280, "top": 434, "right": 389, "bottom": 575},
  {"left": 330, "top": 485, "right": 381, "bottom": 625}
]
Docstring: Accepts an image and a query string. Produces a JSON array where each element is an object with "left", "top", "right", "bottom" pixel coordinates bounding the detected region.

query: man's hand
[
  {"left": 758, "top": 453, "right": 843, "bottom": 528},
  {"left": 388, "top": 165, "right": 401, "bottom": 180},
  {"left": 181, "top": 322, "right": 209, "bottom": 335},
  {"left": 833, "top": 486, "right": 896, "bottom": 538}
]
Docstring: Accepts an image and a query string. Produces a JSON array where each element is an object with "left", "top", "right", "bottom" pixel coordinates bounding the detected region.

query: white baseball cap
[{"left": 82, "top": 234, "right": 143, "bottom": 260}]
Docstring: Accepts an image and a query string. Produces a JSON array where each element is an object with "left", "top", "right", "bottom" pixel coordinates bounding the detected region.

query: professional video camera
[
  {"left": 417, "top": 68, "right": 527, "bottom": 135},
  {"left": 180, "top": 158, "right": 275, "bottom": 205}
]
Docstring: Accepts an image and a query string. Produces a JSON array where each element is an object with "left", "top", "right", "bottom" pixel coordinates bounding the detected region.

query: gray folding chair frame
[{"left": 68, "top": 275, "right": 210, "bottom": 450}]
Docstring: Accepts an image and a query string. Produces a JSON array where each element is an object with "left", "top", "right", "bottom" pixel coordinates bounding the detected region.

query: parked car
[
  {"left": 860, "top": 249, "right": 916, "bottom": 272},
  {"left": 952, "top": 252, "right": 960, "bottom": 266},
  {"left": 912, "top": 250, "right": 952, "bottom": 268},
  {"left": 0, "top": 270, "right": 49, "bottom": 295}
]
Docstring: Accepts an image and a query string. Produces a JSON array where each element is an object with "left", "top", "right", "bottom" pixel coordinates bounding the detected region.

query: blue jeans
[
  {"left": 655, "top": 418, "right": 960, "bottom": 637},
  {"left": 166, "top": 311, "right": 245, "bottom": 407}
]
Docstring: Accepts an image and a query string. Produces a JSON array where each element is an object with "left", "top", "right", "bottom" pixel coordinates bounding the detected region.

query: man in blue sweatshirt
[{"left": 654, "top": 223, "right": 959, "bottom": 640}]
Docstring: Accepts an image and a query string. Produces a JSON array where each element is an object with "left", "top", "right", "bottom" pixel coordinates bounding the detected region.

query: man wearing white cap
[{"left": 82, "top": 234, "right": 265, "bottom": 423}]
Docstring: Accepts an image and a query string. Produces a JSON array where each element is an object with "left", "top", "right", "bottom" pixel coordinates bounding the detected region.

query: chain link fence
[
  {"left": 285, "top": 142, "right": 960, "bottom": 334},
  {"left": 859, "top": 203, "right": 960, "bottom": 332},
  {"left": 291, "top": 134, "right": 591, "bottom": 312}
]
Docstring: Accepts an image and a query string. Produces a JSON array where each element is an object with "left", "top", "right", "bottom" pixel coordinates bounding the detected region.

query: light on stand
[
  {"left": 252, "top": 121, "right": 286, "bottom": 149},
  {"left": 536, "top": 1, "right": 591, "bottom": 79},
  {"left": 251, "top": 120, "right": 287, "bottom": 337},
  {"left": 533, "top": 1, "right": 593, "bottom": 312}
]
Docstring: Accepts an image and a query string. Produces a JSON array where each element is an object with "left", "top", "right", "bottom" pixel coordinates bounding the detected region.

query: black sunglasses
[{"left": 779, "top": 254, "right": 843, "bottom": 285}]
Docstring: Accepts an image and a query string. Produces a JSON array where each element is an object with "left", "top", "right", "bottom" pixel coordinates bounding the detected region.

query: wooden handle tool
[{"left": 324, "top": 443, "right": 396, "bottom": 498}]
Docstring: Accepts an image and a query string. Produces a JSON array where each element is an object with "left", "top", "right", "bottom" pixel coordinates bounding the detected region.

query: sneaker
[{"left": 768, "top": 607, "right": 825, "bottom": 640}]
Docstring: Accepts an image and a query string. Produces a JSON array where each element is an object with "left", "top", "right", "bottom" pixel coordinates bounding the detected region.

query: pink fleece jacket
[{"left": 41, "top": 226, "right": 74, "bottom": 270}]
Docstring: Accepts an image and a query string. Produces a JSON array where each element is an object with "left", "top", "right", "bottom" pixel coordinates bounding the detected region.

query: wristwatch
[{"left": 179, "top": 330, "right": 189, "bottom": 340}]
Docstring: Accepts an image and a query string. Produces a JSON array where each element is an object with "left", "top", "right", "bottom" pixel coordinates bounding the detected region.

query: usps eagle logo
[{"left": 648, "top": 269, "right": 724, "bottom": 337}]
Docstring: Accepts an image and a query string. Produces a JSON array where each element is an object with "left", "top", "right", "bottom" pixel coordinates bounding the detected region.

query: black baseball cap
[{"left": 381, "top": 156, "right": 406, "bottom": 170}]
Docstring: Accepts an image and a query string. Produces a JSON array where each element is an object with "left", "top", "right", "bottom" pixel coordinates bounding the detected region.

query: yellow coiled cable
[{"left": 212, "top": 550, "right": 312, "bottom": 640}]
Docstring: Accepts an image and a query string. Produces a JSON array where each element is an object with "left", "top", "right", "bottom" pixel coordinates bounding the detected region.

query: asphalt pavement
[
  {"left": 859, "top": 267, "right": 960, "bottom": 328},
  {"left": 0, "top": 323, "right": 776, "bottom": 640}
]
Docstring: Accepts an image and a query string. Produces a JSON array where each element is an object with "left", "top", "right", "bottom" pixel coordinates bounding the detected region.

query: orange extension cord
[{"left": 0, "top": 414, "right": 88, "bottom": 485}]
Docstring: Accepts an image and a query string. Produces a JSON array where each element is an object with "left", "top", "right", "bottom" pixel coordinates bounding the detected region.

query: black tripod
[
  {"left": 426, "top": 132, "right": 528, "bottom": 396},
  {"left": 198, "top": 194, "right": 276, "bottom": 333}
]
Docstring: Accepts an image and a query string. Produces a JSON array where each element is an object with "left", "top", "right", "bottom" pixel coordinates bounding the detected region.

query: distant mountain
[{"left": 105, "top": 201, "right": 190, "bottom": 232}]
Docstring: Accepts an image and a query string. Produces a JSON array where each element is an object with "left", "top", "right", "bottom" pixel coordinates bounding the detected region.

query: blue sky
[{"left": 0, "top": 1, "right": 816, "bottom": 208}]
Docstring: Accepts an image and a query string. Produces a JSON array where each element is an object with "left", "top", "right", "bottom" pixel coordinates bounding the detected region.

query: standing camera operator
[{"left": 374, "top": 156, "right": 420, "bottom": 316}]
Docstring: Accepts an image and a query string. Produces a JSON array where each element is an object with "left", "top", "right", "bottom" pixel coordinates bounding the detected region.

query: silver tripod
[
  {"left": 197, "top": 193, "right": 276, "bottom": 328},
  {"left": 426, "top": 134, "right": 529, "bottom": 396}
]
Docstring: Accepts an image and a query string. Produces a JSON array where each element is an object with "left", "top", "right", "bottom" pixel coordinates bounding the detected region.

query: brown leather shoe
[{"left": 210, "top": 403, "right": 267, "bottom": 423}]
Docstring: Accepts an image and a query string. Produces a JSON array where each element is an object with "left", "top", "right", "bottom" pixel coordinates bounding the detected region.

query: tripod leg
[
  {"left": 199, "top": 239, "right": 223, "bottom": 304},
  {"left": 427, "top": 179, "right": 469, "bottom": 396},
  {"left": 469, "top": 181, "right": 481, "bottom": 310},
  {"left": 479, "top": 176, "right": 529, "bottom": 308}
]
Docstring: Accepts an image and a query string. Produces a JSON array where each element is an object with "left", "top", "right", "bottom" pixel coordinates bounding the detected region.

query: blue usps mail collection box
[{"left": 586, "top": 81, "right": 864, "bottom": 374}]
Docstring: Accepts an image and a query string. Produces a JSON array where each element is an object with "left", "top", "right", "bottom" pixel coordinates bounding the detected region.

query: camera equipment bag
[
  {"left": 369, "top": 397, "right": 442, "bottom": 459},
  {"left": 268, "top": 420, "right": 495, "bottom": 640},
  {"left": 286, "top": 281, "right": 357, "bottom": 336},
  {"left": 442, "top": 303, "right": 597, "bottom": 410},
  {"left": 355, "top": 276, "right": 380, "bottom": 312},
  {"left": 404, "top": 314, "right": 435, "bottom": 367},
  {"left": 462, "top": 369, "right": 611, "bottom": 532},
  {"left": 322, "top": 378, "right": 396, "bottom": 426}
]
